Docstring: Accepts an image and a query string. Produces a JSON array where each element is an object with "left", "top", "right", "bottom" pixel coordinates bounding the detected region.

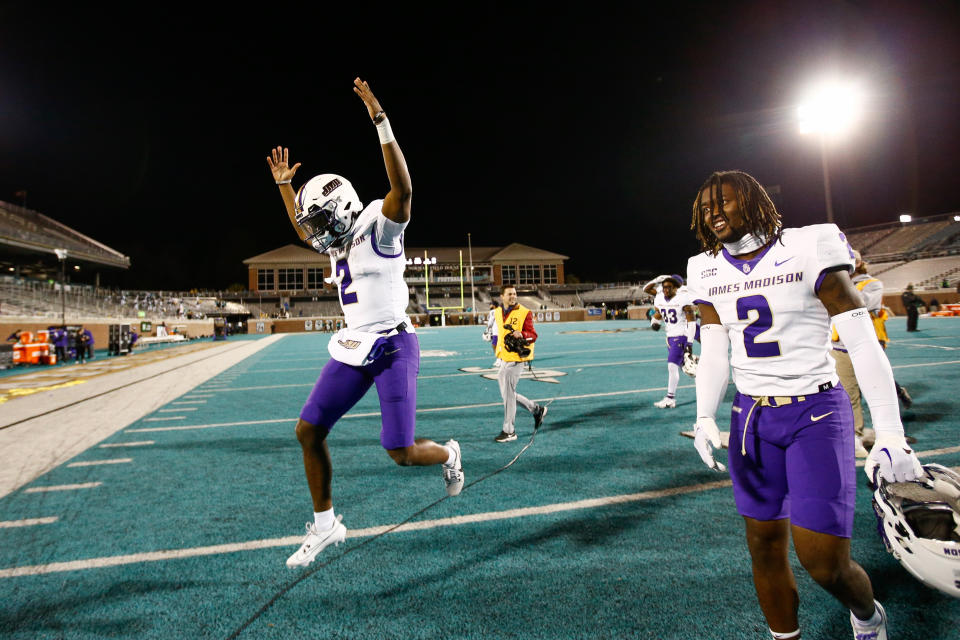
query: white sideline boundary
[{"left": 0, "top": 335, "right": 286, "bottom": 499}]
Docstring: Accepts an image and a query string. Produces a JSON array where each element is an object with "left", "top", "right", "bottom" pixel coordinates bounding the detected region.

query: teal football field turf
[{"left": 2, "top": 320, "right": 958, "bottom": 639}]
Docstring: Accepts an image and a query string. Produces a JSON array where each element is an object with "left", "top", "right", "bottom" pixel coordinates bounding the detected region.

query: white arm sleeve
[
  {"left": 695, "top": 323, "right": 730, "bottom": 420},
  {"left": 833, "top": 308, "right": 903, "bottom": 435},
  {"left": 684, "top": 317, "right": 697, "bottom": 343}
]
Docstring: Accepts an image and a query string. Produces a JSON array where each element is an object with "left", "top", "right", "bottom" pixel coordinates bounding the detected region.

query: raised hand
[
  {"left": 353, "top": 78, "right": 384, "bottom": 121},
  {"left": 267, "top": 146, "right": 301, "bottom": 184}
]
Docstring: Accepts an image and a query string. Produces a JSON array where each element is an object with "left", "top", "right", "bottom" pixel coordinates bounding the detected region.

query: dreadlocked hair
[{"left": 690, "top": 170, "right": 782, "bottom": 255}]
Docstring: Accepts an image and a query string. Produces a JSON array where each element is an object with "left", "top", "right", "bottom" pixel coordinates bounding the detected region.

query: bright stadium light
[
  {"left": 798, "top": 79, "right": 865, "bottom": 137},
  {"left": 954, "top": 215, "right": 960, "bottom": 222},
  {"left": 900, "top": 214, "right": 912, "bottom": 223},
  {"left": 798, "top": 77, "right": 866, "bottom": 224}
]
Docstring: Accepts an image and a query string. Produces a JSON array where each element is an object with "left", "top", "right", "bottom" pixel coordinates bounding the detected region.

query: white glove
[
  {"left": 682, "top": 350, "right": 698, "bottom": 378},
  {"left": 865, "top": 434, "right": 923, "bottom": 484},
  {"left": 694, "top": 416, "right": 726, "bottom": 472}
]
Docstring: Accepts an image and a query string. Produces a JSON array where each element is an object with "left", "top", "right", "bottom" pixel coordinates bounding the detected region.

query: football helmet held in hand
[
  {"left": 872, "top": 463, "right": 960, "bottom": 598},
  {"left": 295, "top": 174, "right": 363, "bottom": 252},
  {"left": 682, "top": 343, "right": 698, "bottom": 377}
]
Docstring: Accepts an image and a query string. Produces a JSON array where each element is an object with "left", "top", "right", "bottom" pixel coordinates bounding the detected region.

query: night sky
[{"left": 1, "top": 1, "right": 958, "bottom": 290}]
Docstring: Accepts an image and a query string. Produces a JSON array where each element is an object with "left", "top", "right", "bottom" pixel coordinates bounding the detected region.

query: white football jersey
[
  {"left": 686, "top": 224, "right": 855, "bottom": 396},
  {"left": 654, "top": 287, "right": 695, "bottom": 338},
  {"left": 322, "top": 200, "right": 412, "bottom": 333}
]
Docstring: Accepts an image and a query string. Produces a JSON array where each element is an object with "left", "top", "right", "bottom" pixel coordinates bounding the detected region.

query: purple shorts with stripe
[
  {"left": 728, "top": 384, "right": 856, "bottom": 537},
  {"left": 666, "top": 336, "right": 688, "bottom": 366},
  {"left": 299, "top": 331, "right": 419, "bottom": 450}
]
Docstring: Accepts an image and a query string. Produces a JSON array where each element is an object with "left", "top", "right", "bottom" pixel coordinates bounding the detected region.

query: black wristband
[{"left": 372, "top": 110, "right": 386, "bottom": 125}]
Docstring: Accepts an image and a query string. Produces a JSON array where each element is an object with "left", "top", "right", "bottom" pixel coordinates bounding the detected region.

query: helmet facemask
[
  {"left": 300, "top": 200, "right": 354, "bottom": 252},
  {"left": 294, "top": 174, "right": 363, "bottom": 253}
]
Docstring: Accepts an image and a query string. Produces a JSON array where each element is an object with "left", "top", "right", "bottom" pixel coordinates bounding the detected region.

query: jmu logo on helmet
[{"left": 322, "top": 179, "right": 342, "bottom": 196}]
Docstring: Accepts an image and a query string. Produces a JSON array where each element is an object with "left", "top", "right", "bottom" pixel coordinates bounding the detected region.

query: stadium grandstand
[
  {"left": 4, "top": 195, "right": 960, "bottom": 352},
  {"left": 844, "top": 212, "right": 960, "bottom": 296},
  {"left": 0, "top": 199, "right": 251, "bottom": 323}
]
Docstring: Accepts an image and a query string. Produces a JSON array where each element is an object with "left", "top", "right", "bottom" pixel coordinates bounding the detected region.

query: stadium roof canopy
[
  {"left": 244, "top": 242, "right": 570, "bottom": 266},
  {"left": 242, "top": 244, "right": 325, "bottom": 265},
  {"left": 0, "top": 200, "right": 130, "bottom": 269}
]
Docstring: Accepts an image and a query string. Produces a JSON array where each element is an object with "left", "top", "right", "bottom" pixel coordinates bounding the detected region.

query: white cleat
[
  {"left": 850, "top": 600, "right": 887, "bottom": 640},
  {"left": 285, "top": 515, "right": 347, "bottom": 568},
  {"left": 443, "top": 439, "right": 464, "bottom": 496},
  {"left": 653, "top": 397, "right": 676, "bottom": 409}
]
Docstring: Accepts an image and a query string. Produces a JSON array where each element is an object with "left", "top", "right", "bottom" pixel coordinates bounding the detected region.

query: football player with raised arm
[
  {"left": 685, "top": 170, "right": 922, "bottom": 640},
  {"left": 266, "top": 78, "right": 463, "bottom": 569},
  {"left": 642, "top": 274, "right": 697, "bottom": 408}
]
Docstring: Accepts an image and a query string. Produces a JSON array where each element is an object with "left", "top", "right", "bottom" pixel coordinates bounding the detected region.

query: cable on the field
[{"left": 226, "top": 370, "right": 576, "bottom": 639}]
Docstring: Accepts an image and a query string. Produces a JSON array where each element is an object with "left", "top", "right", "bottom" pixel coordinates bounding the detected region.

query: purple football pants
[
  {"left": 299, "top": 331, "right": 419, "bottom": 450},
  {"left": 728, "top": 384, "right": 857, "bottom": 538}
]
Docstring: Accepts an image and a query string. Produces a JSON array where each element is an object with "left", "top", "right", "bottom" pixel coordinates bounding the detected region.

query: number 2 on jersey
[
  {"left": 737, "top": 295, "right": 781, "bottom": 358},
  {"left": 336, "top": 259, "right": 358, "bottom": 305}
]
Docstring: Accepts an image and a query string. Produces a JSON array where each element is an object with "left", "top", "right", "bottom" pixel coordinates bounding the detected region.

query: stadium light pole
[
  {"left": 798, "top": 79, "right": 864, "bottom": 225},
  {"left": 54, "top": 248, "right": 68, "bottom": 326}
]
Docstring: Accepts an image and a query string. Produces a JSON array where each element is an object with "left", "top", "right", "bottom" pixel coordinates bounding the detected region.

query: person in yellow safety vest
[
  {"left": 831, "top": 250, "right": 913, "bottom": 457},
  {"left": 493, "top": 284, "right": 547, "bottom": 443}
]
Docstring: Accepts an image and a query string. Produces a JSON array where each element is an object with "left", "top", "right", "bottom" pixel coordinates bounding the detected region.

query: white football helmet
[
  {"left": 294, "top": 174, "right": 363, "bottom": 252},
  {"left": 872, "top": 463, "right": 960, "bottom": 599},
  {"left": 682, "top": 351, "right": 699, "bottom": 377}
]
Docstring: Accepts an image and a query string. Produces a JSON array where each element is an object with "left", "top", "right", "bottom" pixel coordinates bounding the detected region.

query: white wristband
[
  {"left": 376, "top": 117, "right": 395, "bottom": 145},
  {"left": 276, "top": 180, "right": 291, "bottom": 185}
]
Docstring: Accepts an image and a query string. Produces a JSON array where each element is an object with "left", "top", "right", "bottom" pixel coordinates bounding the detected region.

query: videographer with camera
[{"left": 492, "top": 284, "right": 547, "bottom": 443}]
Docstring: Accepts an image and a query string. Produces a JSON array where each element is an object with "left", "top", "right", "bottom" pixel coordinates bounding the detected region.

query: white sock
[
  {"left": 445, "top": 445, "right": 457, "bottom": 466},
  {"left": 769, "top": 629, "right": 800, "bottom": 639},
  {"left": 667, "top": 362, "right": 680, "bottom": 396},
  {"left": 852, "top": 602, "right": 882, "bottom": 626},
  {"left": 314, "top": 508, "right": 335, "bottom": 531}
]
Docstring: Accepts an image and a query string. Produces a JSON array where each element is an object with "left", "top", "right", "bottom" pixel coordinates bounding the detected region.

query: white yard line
[
  {"left": 0, "top": 517, "right": 58, "bottom": 528},
  {"left": 6, "top": 443, "right": 959, "bottom": 579},
  {"left": 24, "top": 482, "right": 102, "bottom": 493},
  {"left": 892, "top": 360, "right": 960, "bottom": 369},
  {"left": 144, "top": 416, "right": 186, "bottom": 422},
  {"left": 125, "top": 384, "right": 695, "bottom": 433},
  {"left": 66, "top": 459, "right": 132, "bottom": 467},
  {"left": 99, "top": 441, "right": 154, "bottom": 448}
]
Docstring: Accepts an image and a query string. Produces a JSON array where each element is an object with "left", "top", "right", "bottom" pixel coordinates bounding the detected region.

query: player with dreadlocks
[{"left": 684, "top": 170, "right": 921, "bottom": 640}]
